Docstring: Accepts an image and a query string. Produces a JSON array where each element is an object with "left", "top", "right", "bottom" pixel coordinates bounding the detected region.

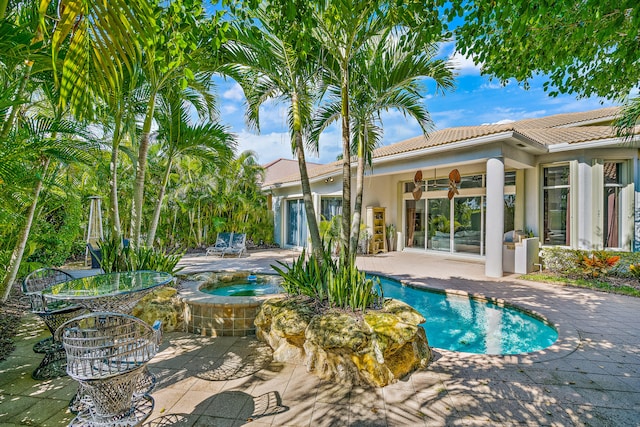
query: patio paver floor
[{"left": 1, "top": 249, "right": 639, "bottom": 426}]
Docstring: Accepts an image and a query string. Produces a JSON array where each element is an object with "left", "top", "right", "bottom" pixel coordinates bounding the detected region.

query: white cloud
[
  {"left": 482, "top": 118, "right": 516, "bottom": 125},
  {"left": 431, "top": 109, "right": 469, "bottom": 129},
  {"left": 236, "top": 131, "right": 294, "bottom": 164},
  {"left": 222, "top": 104, "right": 238, "bottom": 115},
  {"left": 479, "top": 81, "right": 507, "bottom": 90},
  {"left": 222, "top": 82, "right": 245, "bottom": 101},
  {"left": 449, "top": 51, "right": 481, "bottom": 76},
  {"left": 258, "top": 101, "right": 289, "bottom": 131},
  {"left": 236, "top": 123, "right": 343, "bottom": 166}
]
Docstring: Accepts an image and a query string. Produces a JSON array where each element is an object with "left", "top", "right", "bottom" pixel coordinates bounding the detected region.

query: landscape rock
[
  {"left": 255, "top": 297, "right": 431, "bottom": 387},
  {"left": 132, "top": 287, "right": 183, "bottom": 332}
]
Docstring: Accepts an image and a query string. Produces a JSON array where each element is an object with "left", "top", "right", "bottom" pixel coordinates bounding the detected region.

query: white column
[
  {"left": 485, "top": 158, "right": 505, "bottom": 277},
  {"left": 577, "top": 161, "right": 592, "bottom": 249}
]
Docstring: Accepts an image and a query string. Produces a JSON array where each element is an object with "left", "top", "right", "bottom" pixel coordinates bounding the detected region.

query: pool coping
[{"left": 177, "top": 270, "right": 285, "bottom": 306}]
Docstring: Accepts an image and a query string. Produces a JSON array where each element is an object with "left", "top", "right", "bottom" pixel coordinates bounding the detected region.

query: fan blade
[{"left": 449, "top": 168, "right": 461, "bottom": 183}]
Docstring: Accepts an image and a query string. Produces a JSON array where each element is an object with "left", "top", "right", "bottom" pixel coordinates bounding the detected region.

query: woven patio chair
[
  {"left": 22, "top": 267, "right": 86, "bottom": 379},
  {"left": 56, "top": 312, "right": 162, "bottom": 427}
]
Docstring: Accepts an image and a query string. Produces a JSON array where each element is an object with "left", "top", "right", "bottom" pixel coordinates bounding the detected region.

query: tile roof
[
  {"left": 262, "top": 158, "right": 322, "bottom": 184},
  {"left": 263, "top": 107, "right": 627, "bottom": 187}
]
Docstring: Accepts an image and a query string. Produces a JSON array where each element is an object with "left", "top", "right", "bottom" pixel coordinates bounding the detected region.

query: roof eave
[{"left": 547, "top": 135, "right": 640, "bottom": 152}]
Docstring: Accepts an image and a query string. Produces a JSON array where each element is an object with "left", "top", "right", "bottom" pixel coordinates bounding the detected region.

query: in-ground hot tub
[{"left": 178, "top": 271, "right": 283, "bottom": 337}]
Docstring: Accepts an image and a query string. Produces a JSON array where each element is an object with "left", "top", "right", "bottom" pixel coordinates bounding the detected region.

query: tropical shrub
[
  {"left": 271, "top": 247, "right": 334, "bottom": 301},
  {"left": 99, "top": 234, "right": 183, "bottom": 275},
  {"left": 272, "top": 246, "right": 383, "bottom": 312},
  {"left": 539, "top": 247, "right": 583, "bottom": 275},
  {"left": 540, "top": 247, "right": 631, "bottom": 278},
  {"left": 628, "top": 263, "right": 640, "bottom": 279},
  {"left": 27, "top": 197, "right": 83, "bottom": 267},
  {"left": 327, "top": 261, "right": 383, "bottom": 311},
  {"left": 577, "top": 251, "right": 620, "bottom": 278}
]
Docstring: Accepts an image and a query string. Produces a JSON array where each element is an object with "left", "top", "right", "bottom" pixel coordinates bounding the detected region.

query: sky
[{"left": 213, "top": 41, "right": 619, "bottom": 166}]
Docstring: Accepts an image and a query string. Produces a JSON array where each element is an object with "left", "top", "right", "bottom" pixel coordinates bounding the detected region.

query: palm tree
[
  {"left": 221, "top": 6, "right": 325, "bottom": 259},
  {"left": 314, "top": 32, "right": 454, "bottom": 254},
  {"left": 129, "top": 1, "right": 229, "bottom": 247},
  {"left": 312, "top": 0, "right": 447, "bottom": 259},
  {"left": 145, "top": 92, "right": 236, "bottom": 246},
  {"left": 1, "top": 114, "right": 96, "bottom": 302},
  {"left": 40, "top": 0, "right": 157, "bottom": 120}
]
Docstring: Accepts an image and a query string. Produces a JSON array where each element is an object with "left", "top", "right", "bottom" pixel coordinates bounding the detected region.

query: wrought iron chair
[
  {"left": 56, "top": 312, "right": 161, "bottom": 427},
  {"left": 22, "top": 267, "right": 86, "bottom": 379}
]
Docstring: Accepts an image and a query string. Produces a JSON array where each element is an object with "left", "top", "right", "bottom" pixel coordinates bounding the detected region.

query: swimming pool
[
  {"left": 188, "top": 272, "right": 557, "bottom": 354},
  {"left": 379, "top": 277, "right": 558, "bottom": 355}
]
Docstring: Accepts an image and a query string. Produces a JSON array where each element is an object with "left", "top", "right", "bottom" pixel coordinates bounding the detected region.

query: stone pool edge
[{"left": 178, "top": 273, "right": 285, "bottom": 337}]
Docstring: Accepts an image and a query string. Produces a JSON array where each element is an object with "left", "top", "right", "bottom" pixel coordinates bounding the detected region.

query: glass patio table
[{"left": 42, "top": 270, "right": 174, "bottom": 314}]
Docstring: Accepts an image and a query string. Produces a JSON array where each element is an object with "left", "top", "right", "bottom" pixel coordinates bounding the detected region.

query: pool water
[
  {"left": 379, "top": 277, "right": 558, "bottom": 354},
  {"left": 200, "top": 275, "right": 283, "bottom": 297}
]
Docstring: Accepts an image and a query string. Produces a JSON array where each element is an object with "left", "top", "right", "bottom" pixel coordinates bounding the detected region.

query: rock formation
[{"left": 255, "top": 297, "right": 431, "bottom": 387}]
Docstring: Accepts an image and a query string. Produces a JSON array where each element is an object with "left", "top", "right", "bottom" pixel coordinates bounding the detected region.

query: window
[
  {"left": 504, "top": 171, "right": 516, "bottom": 186},
  {"left": 543, "top": 165, "right": 570, "bottom": 245},
  {"left": 603, "top": 162, "right": 623, "bottom": 248},
  {"left": 320, "top": 197, "right": 342, "bottom": 222}
]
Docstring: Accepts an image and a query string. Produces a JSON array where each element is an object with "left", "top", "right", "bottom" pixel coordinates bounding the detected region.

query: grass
[{"left": 521, "top": 272, "right": 640, "bottom": 298}]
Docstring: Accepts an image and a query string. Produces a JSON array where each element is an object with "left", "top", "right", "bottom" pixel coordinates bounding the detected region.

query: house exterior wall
[{"left": 265, "top": 114, "right": 640, "bottom": 276}]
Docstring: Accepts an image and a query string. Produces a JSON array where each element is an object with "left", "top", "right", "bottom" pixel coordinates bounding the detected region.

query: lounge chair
[
  {"left": 222, "top": 233, "right": 246, "bottom": 258},
  {"left": 206, "top": 232, "right": 232, "bottom": 256}
]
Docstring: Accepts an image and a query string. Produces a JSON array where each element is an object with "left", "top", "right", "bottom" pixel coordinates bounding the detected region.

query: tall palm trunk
[
  {"left": 350, "top": 129, "right": 366, "bottom": 255},
  {"left": 292, "top": 92, "right": 323, "bottom": 259},
  {"left": 146, "top": 158, "right": 172, "bottom": 246},
  {"left": 1, "top": 157, "right": 50, "bottom": 302},
  {"left": 108, "top": 111, "right": 123, "bottom": 238},
  {"left": 0, "top": 0, "right": 9, "bottom": 19},
  {"left": 131, "top": 92, "right": 157, "bottom": 247},
  {"left": 341, "top": 62, "right": 352, "bottom": 260}
]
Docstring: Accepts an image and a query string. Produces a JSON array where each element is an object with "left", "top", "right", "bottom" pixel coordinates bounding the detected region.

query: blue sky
[{"left": 214, "top": 41, "right": 619, "bottom": 166}]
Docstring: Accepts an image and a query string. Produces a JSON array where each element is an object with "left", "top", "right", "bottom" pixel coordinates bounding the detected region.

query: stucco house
[{"left": 261, "top": 107, "right": 640, "bottom": 277}]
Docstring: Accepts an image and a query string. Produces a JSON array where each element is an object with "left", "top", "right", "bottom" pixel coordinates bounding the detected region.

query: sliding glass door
[
  {"left": 286, "top": 199, "right": 307, "bottom": 247},
  {"left": 427, "top": 198, "right": 450, "bottom": 252},
  {"left": 453, "top": 197, "right": 482, "bottom": 255}
]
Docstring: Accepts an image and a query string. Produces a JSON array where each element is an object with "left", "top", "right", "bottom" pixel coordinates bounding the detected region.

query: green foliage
[
  {"left": 540, "top": 247, "right": 637, "bottom": 279},
  {"left": 98, "top": 235, "right": 130, "bottom": 273},
  {"left": 628, "top": 263, "right": 640, "bottom": 280},
  {"left": 272, "top": 246, "right": 383, "bottom": 312},
  {"left": 327, "top": 260, "right": 383, "bottom": 311},
  {"left": 128, "top": 246, "right": 184, "bottom": 275},
  {"left": 271, "top": 247, "right": 334, "bottom": 301},
  {"left": 576, "top": 251, "right": 620, "bottom": 279},
  {"left": 449, "top": 0, "right": 640, "bottom": 101},
  {"left": 99, "top": 235, "right": 183, "bottom": 275},
  {"left": 539, "top": 247, "right": 583, "bottom": 275},
  {"left": 27, "top": 196, "right": 83, "bottom": 267}
]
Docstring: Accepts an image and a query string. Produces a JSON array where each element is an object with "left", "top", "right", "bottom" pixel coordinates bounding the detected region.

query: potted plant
[{"left": 386, "top": 224, "right": 397, "bottom": 251}]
